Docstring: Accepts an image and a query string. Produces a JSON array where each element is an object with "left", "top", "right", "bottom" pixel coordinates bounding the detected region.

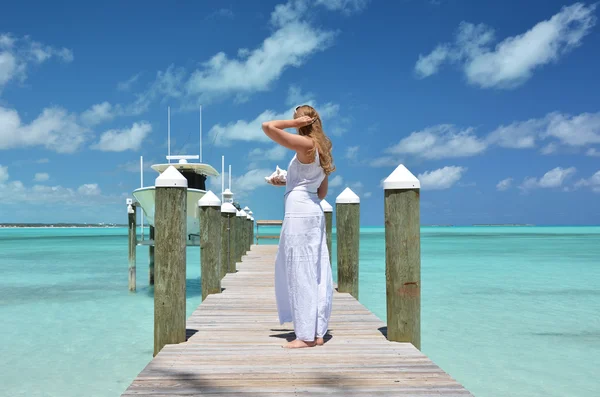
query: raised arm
[
  {"left": 261, "top": 117, "right": 316, "bottom": 152},
  {"left": 317, "top": 174, "right": 328, "bottom": 200}
]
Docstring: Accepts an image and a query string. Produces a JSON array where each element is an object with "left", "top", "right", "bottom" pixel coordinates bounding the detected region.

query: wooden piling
[
  {"left": 153, "top": 166, "right": 187, "bottom": 356},
  {"left": 127, "top": 199, "right": 137, "bottom": 292},
  {"left": 383, "top": 164, "right": 421, "bottom": 349},
  {"left": 248, "top": 211, "right": 254, "bottom": 246},
  {"left": 246, "top": 214, "right": 252, "bottom": 252},
  {"left": 243, "top": 207, "right": 251, "bottom": 253},
  {"left": 236, "top": 209, "right": 247, "bottom": 262},
  {"left": 221, "top": 202, "right": 237, "bottom": 276},
  {"left": 336, "top": 188, "right": 360, "bottom": 300},
  {"left": 149, "top": 226, "right": 155, "bottom": 285},
  {"left": 199, "top": 191, "right": 222, "bottom": 301},
  {"left": 320, "top": 199, "right": 333, "bottom": 264}
]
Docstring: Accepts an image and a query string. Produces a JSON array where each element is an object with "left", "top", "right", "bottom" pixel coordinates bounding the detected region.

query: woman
[{"left": 261, "top": 104, "right": 335, "bottom": 349}]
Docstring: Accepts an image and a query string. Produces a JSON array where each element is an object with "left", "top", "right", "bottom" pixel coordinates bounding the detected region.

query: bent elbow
[{"left": 261, "top": 122, "right": 271, "bottom": 134}]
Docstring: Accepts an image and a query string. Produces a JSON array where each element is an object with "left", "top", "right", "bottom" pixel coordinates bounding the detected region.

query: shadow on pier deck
[{"left": 121, "top": 244, "right": 473, "bottom": 396}]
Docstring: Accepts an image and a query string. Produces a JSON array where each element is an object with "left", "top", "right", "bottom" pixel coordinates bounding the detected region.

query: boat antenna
[
  {"left": 167, "top": 106, "right": 171, "bottom": 164},
  {"left": 199, "top": 105, "right": 203, "bottom": 163},
  {"left": 229, "top": 164, "right": 232, "bottom": 190},
  {"left": 221, "top": 155, "right": 225, "bottom": 202}
]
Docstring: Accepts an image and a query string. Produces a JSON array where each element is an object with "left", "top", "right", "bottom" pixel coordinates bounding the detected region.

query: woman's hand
[{"left": 293, "top": 116, "right": 317, "bottom": 128}]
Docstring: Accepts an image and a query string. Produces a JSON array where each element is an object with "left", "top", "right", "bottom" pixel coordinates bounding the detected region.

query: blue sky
[{"left": 1, "top": 0, "right": 599, "bottom": 225}]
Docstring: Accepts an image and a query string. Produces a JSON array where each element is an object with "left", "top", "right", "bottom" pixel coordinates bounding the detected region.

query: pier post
[
  {"left": 243, "top": 206, "right": 251, "bottom": 253},
  {"left": 320, "top": 199, "right": 333, "bottom": 265},
  {"left": 383, "top": 164, "right": 421, "bottom": 349},
  {"left": 127, "top": 199, "right": 137, "bottom": 292},
  {"left": 248, "top": 211, "right": 254, "bottom": 248},
  {"left": 236, "top": 209, "right": 247, "bottom": 262},
  {"left": 153, "top": 166, "right": 187, "bottom": 356},
  {"left": 198, "top": 191, "right": 222, "bottom": 301},
  {"left": 246, "top": 213, "right": 252, "bottom": 252},
  {"left": 149, "top": 226, "right": 155, "bottom": 285},
  {"left": 336, "top": 188, "right": 360, "bottom": 299},
  {"left": 221, "top": 201, "right": 237, "bottom": 277}
]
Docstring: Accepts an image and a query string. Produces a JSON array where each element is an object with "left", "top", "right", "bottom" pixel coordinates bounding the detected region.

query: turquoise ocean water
[{"left": 0, "top": 226, "right": 599, "bottom": 396}]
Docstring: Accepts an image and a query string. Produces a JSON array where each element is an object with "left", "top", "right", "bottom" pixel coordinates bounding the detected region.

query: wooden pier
[{"left": 121, "top": 244, "right": 472, "bottom": 396}]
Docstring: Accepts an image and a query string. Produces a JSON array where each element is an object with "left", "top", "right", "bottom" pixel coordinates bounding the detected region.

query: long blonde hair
[{"left": 294, "top": 105, "right": 335, "bottom": 175}]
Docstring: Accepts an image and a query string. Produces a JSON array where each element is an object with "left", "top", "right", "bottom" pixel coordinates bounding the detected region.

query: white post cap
[
  {"left": 156, "top": 166, "right": 188, "bottom": 188},
  {"left": 246, "top": 214, "right": 251, "bottom": 220},
  {"left": 243, "top": 206, "right": 250, "bottom": 212},
  {"left": 248, "top": 210, "right": 253, "bottom": 216},
  {"left": 221, "top": 202, "right": 237, "bottom": 213},
  {"left": 198, "top": 190, "right": 221, "bottom": 207},
  {"left": 250, "top": 217, "right": 254, "bottom": 221},
  {"left": 237, "top": 209, "right": 247, "bottom": 217},
  {"left": 126, "top": 198, "right": 133, "bottom": 205},
  {"left": 383, "top": 164, "right": 420, "bottom": 190},
  {"left": 222, "top": 188, "right": 234, "bottom": 201},
  {"left": 336, "top": 187, "right": 360, "bottom": 204},
  {"left": 320, "top": 199, "right": 333, "bottom": 212}
]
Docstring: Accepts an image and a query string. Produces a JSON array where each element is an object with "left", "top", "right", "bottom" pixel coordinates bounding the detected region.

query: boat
[{"left": 132, "top": 106, "right": 220, "bottom": 245}]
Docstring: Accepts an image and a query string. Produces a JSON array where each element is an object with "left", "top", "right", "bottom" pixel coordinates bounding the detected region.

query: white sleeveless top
[{"left": 284, "top": 149, "right": 325, "bottom": 196}]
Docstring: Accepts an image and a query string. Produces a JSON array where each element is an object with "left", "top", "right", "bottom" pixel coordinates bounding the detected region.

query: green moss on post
[
  {"left": 149, "top": 226, "right": 155, "bottom": 285},
  {"left": 153, "top": 166, "right": 187, "bottom": 357},
  {"left": 320, "top": 199, "right": 333, "bottom": 265},
  {"left": 127, "top": 200, "right": 137, "bottom": 292},
  {"left": 199, "top": 191, "right": 222, "bottom": 301},
  {"left": 236, "top": 210, "right": 247, "bottom": 262},
  {"left": 221, "top": 203, "right": 236, "bottom": 277},
  {"left": 383, "top": 164, "right": 421, "bottom": 349},
  {"left": 335, "top": 188, "right": 360, "bottom": 300}
]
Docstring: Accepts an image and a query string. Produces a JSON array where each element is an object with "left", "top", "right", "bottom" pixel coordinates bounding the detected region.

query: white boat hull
[{"left": 132, "top": 186, "right": 206, "bottom": 245}]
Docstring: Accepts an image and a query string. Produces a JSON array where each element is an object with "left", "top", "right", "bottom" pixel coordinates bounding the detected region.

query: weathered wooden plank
[{"left": 121, "top": 244, "right": 472, "bottom": 397}]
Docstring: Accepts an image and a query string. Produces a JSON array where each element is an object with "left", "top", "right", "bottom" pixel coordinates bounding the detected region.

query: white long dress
[{"left": 275, "top": 150, "right": 333, "bottom": 341}]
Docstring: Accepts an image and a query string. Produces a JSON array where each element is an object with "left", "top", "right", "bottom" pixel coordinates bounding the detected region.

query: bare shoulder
[{"left": 296, "top": 138, "right": 316, "bottom": 164}]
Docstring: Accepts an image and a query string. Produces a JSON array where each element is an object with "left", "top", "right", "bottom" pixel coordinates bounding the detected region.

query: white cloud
[
  {"left": 286, "top": 85, "right": 314, "bottom": 107},
  {"left": 91, "top": 122, "right": 152, "bottom": 152},
  {"left": 418, "top": 166, "right": 466, "bottom": 190},
  {"left": 209, "top": 100, "right": 341, "bottom": 146},
  {"left": 315, "top": 0, "right": 369, "bottom": 14},
  {"left": 575, "top": 170, "right": 600, "bottom": 192},
  {"left": 37, "top": 158, "right": 50, "bottom": 163},
  {"left": 345, "top": 145, "right": 359, "bottom": 160},
  {"left": 387, "top": 124, "right": 487, "bottom": 159},
  {"left": 248, "top": 145, "right": 289, "bottom": 162},
  {"left": 486, "top": 118, "right": 544, "bottom": 149},
  {"left": 77, "top": 183, "right": 101, "bottom": 196},
  {"left": 117, "top": 73, "right": 141, "bottom": 91},
  {"left": 0, "top": 33, "right": 73, "bottom": 92},
  {"left": 0, "top": 165, "right": 8, "bottom": 183},
  {"left": 369, "top": 156, "right": 400, "bottom": 168},
  {"left": 488, "top": 111, "right": 600, "bottom": 152},
  {"left": 81, "top": 101, "right": 116, "bottom": 126},
  {"left": 415, "top": 3, "right": 597, "bottom": 88},
  {"left": 586, "top": 148, "right": 600, "bottom": 157},
  {"left": 520, "top": 166, "right": 576, "bottom": 190},
  {"left": 540, "top": 142, "right": 559, "bottom": 155},
  {"left": 496, "top": 177, "right": 513, "bottom": 191},
  {"left": 364, "top": 191, "right": 372, "bottom": 198},
  {"left": 34, "top": 172, "right": 49, "bottom": 182},
  {"left": 126, "top": 0, "right": 371, "bottom": 111},
  {"left": 329, "top": 175, "right": 344, "bottom": 187},
  {"left": 184, "top": 2, "right": 336, "bottom": 102},
  {"left": 117, "top": 158, "right": 156, "bottom": 173},
  {"left": 0, "top": 174, "right": 116, "bottom": 206},
  {"left": 544, "top": 111, "right": 600, "bottom": 147},
  {"left": 208, "top": 168, "right": 274, "bottom": 199},
  {"left": 0, "top": 106, "right": 88, "bottom": 153}
]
